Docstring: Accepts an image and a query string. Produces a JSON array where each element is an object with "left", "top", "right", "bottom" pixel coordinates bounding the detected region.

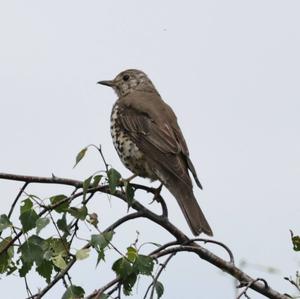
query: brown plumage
[{"left": 98, "top": 69, "right": 213, "bottom": 236}]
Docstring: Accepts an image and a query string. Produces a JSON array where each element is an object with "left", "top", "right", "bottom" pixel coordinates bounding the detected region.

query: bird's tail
[{"left": 165, "top": 180, "right": 213, "bottom": 236}]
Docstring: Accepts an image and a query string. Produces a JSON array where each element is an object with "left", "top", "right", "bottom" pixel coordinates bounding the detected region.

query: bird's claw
[{"left": 150, "top": 183, "right": 163, "bottom": 204}]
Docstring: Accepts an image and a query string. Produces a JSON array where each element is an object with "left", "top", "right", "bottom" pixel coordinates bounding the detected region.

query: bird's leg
[{"left": 150, "top": 183, "right": 168, "bottom": 217}]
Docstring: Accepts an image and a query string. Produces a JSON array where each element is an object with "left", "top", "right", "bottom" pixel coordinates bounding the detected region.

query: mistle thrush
[{"left": 98, "top": 69, "right": 213, "bottom": 236}]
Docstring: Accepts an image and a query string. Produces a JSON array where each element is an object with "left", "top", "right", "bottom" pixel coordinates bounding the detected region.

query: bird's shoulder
[
  {"left": 116, "top": 90, "right": 190, "bottom": 155},
  {"left": 118, "top": 90, "right": 175, "bottom": 123}
]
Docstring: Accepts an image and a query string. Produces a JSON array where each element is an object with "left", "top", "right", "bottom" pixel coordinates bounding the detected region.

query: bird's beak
[{"left": 97, "top": 80, "right": 115, "bottom": 87}]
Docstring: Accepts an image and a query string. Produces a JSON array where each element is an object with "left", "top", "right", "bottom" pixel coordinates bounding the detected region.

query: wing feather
[{"left": 117, "top": 104, "right": 192, "bottom": 187}]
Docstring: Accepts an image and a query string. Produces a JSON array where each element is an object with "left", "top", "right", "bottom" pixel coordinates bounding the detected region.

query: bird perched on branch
[{"left": 98, "top": 69, "right": 213, "bottom": 236}]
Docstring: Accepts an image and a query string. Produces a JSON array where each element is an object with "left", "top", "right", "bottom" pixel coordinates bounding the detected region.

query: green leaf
[
  {"left": 126, "top": 247, "right": 137, "bottom": 263},
  {"left": 36, "top": 259, "right": 53, "bottom": 283},
  {"left": 68, "top": 206, "right": 88, "bottom": 220},
  {"left": 50, "top": 195, "right": 69, "bottom": 213},
  {"left": 0, "top": 237, "right": 14, "bottom": 274},
  {"left": 74, "top": 147, "right": 88, "bottom": 168},
  {"left": 123, "top": 273, "right": 137, "bottom": 295},
  {"left": 0, "top": 214, "right": 12, "bottom": 232},
  {"left": 19, "top": 210, "right": 38, "bottom": 233},
  {"left": 47, "top": 237, "right": 69, "bottom": 257},
  {"left": 83, "top": 175, "right": 103, "bottom": 200},
  {"left": 6, "top": 262, "right": 17, "bottom": 275},
  {"left": 112, "top": 254, "right": 141, "bottom": 295},
  {"left": 43, "top": 249, "right": 53, "bottom": 261},
  {"left": 19, "top": 260, "right": 33, "bottom": 277},
  {"left": 133, "top": 255, "right": 154, "bottom": 276},
  {"left": 90, "top": 231, "right": 113, "bottom": 265},
  {"left": 62, "top": 285, "right": 85, "bottom": 299},
  {"left": 83, "top": 176, "right": 93, "bottom": 201},
  {"left": 19, "top": 198, "right": 39, "bottom": 232},
  {"left": 18, "top": 236, "right": 46, "bottom": 277},
  {"left": 292, "top": 235, "right": 300, "bottom": 251},
  {"left": 96, "top": 249, "right": 105, "bottom": 266},
  {"left": 90, "top": 231, "right": 113, "bottom": 250},
  {"left": 91, "top": 175, "right": 102, "bottom": 187},
  {"left": 52, "top": 254, "right": 67, "bottom": 270},
  {"left": 19, "top": 235, "right": 45, "bottom": 266},
  {"left": 76, "top": 248, "right": 90, "bottom": 260},
  {"left": 125, "top": 182, "right": 135, "bottom": 207},
  {"left": 57, "top": 214, "right": 70, "bottom": 235},
  {"left": 155, "top": 280, "right": 164, "bottom": 298},
  {"left": 20, "top": 197, "right": 33, "bottom": 213},
  {"left": 112, "top": 257, "right": 133, "bottom": 279},
  {"left": 36, "top": 217, "right": 50, "bottom": 235},
  {"left": 107, "top": 168, "right": 121, "bottom": 193}
]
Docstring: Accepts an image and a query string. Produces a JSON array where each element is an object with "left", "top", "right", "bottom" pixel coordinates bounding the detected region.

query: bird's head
[{"left": 98, "top": 69, "right": 156, "bottom": 97}]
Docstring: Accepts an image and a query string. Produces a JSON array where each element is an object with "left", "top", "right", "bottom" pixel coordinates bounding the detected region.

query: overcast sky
[{"left": 1, "top": 1, "right": 300, "bottom": 298}]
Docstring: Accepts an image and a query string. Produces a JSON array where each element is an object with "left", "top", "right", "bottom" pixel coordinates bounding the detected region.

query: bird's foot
[
  {"left": 150, "top": 184, "right": 168, "bottom": 217},
  {"left": 150, "top": 183, "right": 163, "bottom": 203}
]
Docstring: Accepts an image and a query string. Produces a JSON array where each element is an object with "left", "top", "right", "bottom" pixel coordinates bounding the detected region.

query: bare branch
[
  {"left": 237, "top": 278, "right": 268, "bottom": 299},
  {"left": 85, "top": 278, "right": 120, "bottom": 299},
  {"left": 8, "top": 182, "right": 29, "bottom": 219},
  {"left": 26, "top": 258, "right": 77, "bottom": 299},
  {"left": 188, "top": 238, "right": 235, "bottom": 264},
  {"left": 0, "top": 172, "right": 82, "bottom": 187},
  {"left": 284, "top": 276, "right": 300, "bottom": 292},
  {"left": 152, "top": 246, "right": 287, "bottom": 299},
  {"left": 143, "top": 252, "right": 176, "bottom": 299}
]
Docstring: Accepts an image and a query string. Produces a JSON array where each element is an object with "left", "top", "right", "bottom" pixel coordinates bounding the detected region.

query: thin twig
[
  {"left": 95, "top": 227, "right": 127, "bottom": 260},
  {"left": 284, "top": 276, "right": 300, "bottom": 292},
  {"left": 8, "top": 182, "right": 29, "bottom": 219},
  {"left": 69, "top": 192, "right": 95, "bottom": 244},
  {"left": 237, "top": 278, "right": 266, "bottom": 299},
  {"left": 48, "top": 211, "right": 71, "bottom": 258},
  {"left": 12, "top": 227, "right": 33, "bottom": 297},
  {"left": 149, "top": 241, "right": 179, "bottom": 256},
  {"left": 152, "top": 246, "right": 281, "bottom": 298},
  {"left": 85, "top": 278, "right": 120, "bottom": 299},
  {"left": 26, "top": 258, "right": 77, "bottom": 299},
  {"left": 143, "top": 253, "right": 176, "bottom": 299},
  {"left": 98, "top": 145, "right": 109, "bottom": 172},
  {"left": 107, "top": 282, "right": 121, "bottom": 297},
  {"left": 187, "top": 238, "right": 235, "bottom": 264},
  {"left": 117, "top": 283, "right": 122, "bottom": 299}
]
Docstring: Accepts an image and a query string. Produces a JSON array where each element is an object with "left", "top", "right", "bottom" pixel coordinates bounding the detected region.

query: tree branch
[
  {"left": 0, "top": 172, "right": 289, "bottom": 299},
  {"left": 0, "top": 172, "right": 82, "bottom": 187},
  {"left": 8, "top": 182, "right": 29, "bottom": 219},
  {"left": 152, "top": 246, "right": 287, "bottom": 299}
]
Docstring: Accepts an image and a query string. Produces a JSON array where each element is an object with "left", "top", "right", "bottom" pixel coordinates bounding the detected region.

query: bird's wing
[{"left": 117, "top": 103, "right": 192, "bottom": 187}]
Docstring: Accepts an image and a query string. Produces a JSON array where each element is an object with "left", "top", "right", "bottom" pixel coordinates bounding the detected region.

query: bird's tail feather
[{"left": 165, "top": 179, "right": 213, "bottom": 236}]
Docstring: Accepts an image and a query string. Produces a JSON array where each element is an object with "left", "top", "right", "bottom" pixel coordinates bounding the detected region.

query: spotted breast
[{"left": 110, "top": 104, "right": 156, "bottom": 180}]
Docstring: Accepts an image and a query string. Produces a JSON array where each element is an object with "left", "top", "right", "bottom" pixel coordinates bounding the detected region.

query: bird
[{"left": 97, "top": 69, "right": 213, "bottom": 236}]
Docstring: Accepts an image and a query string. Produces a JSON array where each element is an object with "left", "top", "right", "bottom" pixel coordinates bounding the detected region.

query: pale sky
[{"left": 1, "top": 1, "right": 300, "bottom": 298}]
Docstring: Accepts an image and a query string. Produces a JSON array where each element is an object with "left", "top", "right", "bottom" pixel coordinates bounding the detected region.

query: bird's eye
[{"left": 123, "top": 74, "right": 130, "bottom": 81}]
